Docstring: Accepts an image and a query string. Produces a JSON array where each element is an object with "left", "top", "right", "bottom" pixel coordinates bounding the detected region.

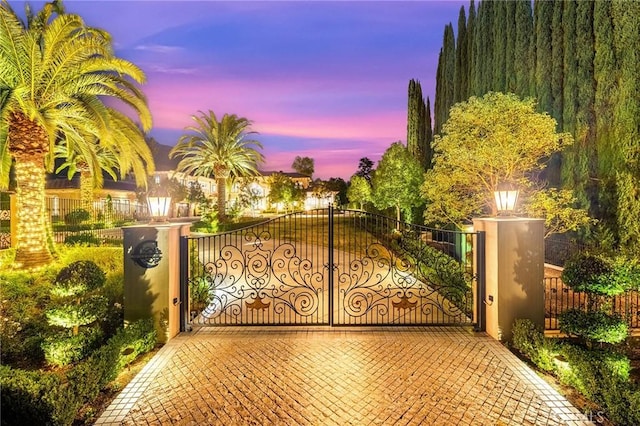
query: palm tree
[
  {"left": 0, "top": 1, "right": 152, "bottom": 268},
  {"left": 170, "top": 111, "right": 264, "bottom": 220},
  {"left": 55, "top": 108, "right": 154, "bottom": 210}
]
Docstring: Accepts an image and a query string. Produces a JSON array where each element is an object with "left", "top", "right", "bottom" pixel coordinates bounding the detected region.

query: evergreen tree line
[
  {"left": 432, "top": 0, "right": 640, "bottom": 251},
  {"left": 406, "top": 79, "right": 433, "bottom": 170}
]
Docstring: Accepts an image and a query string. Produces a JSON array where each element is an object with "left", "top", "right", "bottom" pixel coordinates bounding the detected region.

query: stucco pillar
[
  {"left": 9, "top": 193, "right": 17, "bottom": 248},
  {"left": 472, "top": 217, "right": 545, "bottom": 342},
  {"left": 123, "top": 222, "right": 191, "bottom": 343}
]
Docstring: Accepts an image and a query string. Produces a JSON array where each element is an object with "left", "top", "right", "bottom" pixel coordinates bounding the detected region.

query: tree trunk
[
  {"left": 14, "top": 159, "right": 53, "bottom": 268},
  {"left": 396, "top": 204, "right": 401, "bottom": 223},
  {"left": 216, "top": 177, "right": 226, "bottom": 221},
  {"left": 79, "top": 167, "right": 93, "bottom": 212}
]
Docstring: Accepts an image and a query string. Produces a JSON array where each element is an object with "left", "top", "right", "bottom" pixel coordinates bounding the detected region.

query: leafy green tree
[
  {"left": 291, "top": 156, "right": 314, "bottom": 177},
  {"left": 0, "top": 1, "right": 152, "bottom": 268},
  {"left": 170, "top": 111, "right": 264, "bottom": 221},
  {"left": 422, "top": 92, "right": 576, "bottom": 230},
  {"left": 372, "top": 142, "right": 424, "bottom": 223},
  {"left": 347, "top": 175, "right": 371, "bottom": 210},
  {"left": 524, "top": 188, "right": 594, "bottom": 239},
  {"left": 268, "top": 173, "right": 304, "bottom": 213}
]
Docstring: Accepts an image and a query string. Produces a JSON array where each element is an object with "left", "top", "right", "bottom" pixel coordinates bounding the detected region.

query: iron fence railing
[
  {"left": 545, "top": 276, "right": 640, "bottom": 330},
  {"left": 0, "top": 197, "right": 10, "bottom": 249}
]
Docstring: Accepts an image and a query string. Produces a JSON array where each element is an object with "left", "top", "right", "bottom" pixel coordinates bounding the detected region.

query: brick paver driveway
[{"left": 97, "top": 327, "right": 592, "bottom": 425}]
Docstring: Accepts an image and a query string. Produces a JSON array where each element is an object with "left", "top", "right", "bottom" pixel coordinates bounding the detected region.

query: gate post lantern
[
  {"left": 123, "top": 219, "right": 191, "bottom": 343},
  {"left": 472, "top": 215, "right": 544, "bottom": 342}
]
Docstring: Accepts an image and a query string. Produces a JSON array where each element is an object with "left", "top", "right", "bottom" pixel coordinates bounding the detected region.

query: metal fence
[
  {"left": 0, "top": 196, "right": 10, "bottom": 249},
  {"left": 545, "top": 276, "right": 640, "bottom": 330}
]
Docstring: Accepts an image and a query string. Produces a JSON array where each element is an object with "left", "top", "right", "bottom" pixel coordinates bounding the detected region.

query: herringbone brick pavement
[{"left": 96, "top": 327, "right": 592, "bottom": 425}]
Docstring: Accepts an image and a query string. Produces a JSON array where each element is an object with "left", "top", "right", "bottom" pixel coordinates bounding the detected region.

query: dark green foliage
[
  {"left": 434, "top": 24, "right": 456, "bottom": 135},
  {"left": 559, "top": 309, "right": 628, "bottom": 344},
  {"left": 453, "top": 6, "right": 467, "bottom": 103},
  {"left": 511, "top": 318, "right": 640, "bottom": 425},
  {"left": 63, "top": 232, "right": 101, "bottom": 246},
  {"left": 53, "top": 260, "right": 106, "bottom": 297},
  {"left": 42, "top": 327, "right": 104, "bottom": 367},
  {"left": 550, "top": 0, "right": 564, "bottom": 128},
  {"left": 535, "top": 0, "right": 553, "bottom": 114},
  {"left": 396, "top": 234, "right": 471, "bottom": 313},
  {"left": 491, "top": 1, "right": 506, "bottom": 92},
  {"left": 562, "top": 253, "right": 635, "bottom": 296},
  {"left": 465, "top": 1, "right": 475, "bottom": 99},
  {"left": 504, "top": 1, "right": 516, "bottom": 93},
  {"left": 64, "top": 209, "right": 90, "bottom": 226},
  {"left": 511, "top": 319, "right": 558, "bottom": 372},
  {"left": 0, "top": 319, "right": 156, "bottom": 426},
  {"left": 406, "top": 79, "right": 431, "bottom": 170},
  {"left": 514, "top": 0, "right": 534, "bottom": 97}
]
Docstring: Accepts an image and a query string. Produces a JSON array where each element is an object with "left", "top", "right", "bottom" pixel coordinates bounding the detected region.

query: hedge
[
  {"left": 0, "top": 319, "right": 156, "bottom": 426},
  {"left": 512, "top": 319, "right": 640, "bottom": 426}
]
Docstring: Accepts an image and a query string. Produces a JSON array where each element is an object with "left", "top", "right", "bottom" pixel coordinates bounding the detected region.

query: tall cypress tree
[
  {"left": 434, "top": 48, "right": 444, "bottom": 135},
  {"left": 561, "top": 0, "right": 578, "bottom": 197},
  {"left": 535, "top": 0, "right": 553, "bottom": 115},
  {"left": 593, "top": 0, "right": 618, "bottom": 233},
  {"left": 425, "top": 96, "right": 433, "bottom": 169},
  {"left": 575, "top": 0, "right": 596, "bottom": 211},
  {"left": 492, "top": 0, "right": 506, "bottom": 92},
  {"left": 551, "top": 0, "right": 564, "bottom": 129},
  {"left": 454, "top": 6, "right": 467, "bottom": 103},
  {"left": 611, "top": 0, "right": 640, "bottom": 250},
  {"left": 435, "top": 24, "right": 456, "bottom": 134},
  {"left": 466, "top": 0, "right": 476, "bottom": 99},
  {"left": 444, "top": 23, "right": 456, "bottom": 117},
  {"left": 472, "top": 0, "right": 485, "bottom": 96},
  {"left": 505, "top": 1, "right": 517, "bottom": 93},
  {"left": 407, "top": 79, "right": 419, "bottom": 156},
  {"left": 514, "top": 0, "right": 534, "bottom": 97}
]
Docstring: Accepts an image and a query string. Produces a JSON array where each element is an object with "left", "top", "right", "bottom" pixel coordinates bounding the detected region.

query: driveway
[{"left": 96, "top": 327, "right": 592, "bottom": 425}]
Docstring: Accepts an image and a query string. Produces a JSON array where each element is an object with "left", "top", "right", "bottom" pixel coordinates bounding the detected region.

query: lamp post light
[
  {"left": 147, "top": 176, "right": 172, "bottom": 223},
  {"left": 493, "top": 187, "right": 519, "bottom": 216}
]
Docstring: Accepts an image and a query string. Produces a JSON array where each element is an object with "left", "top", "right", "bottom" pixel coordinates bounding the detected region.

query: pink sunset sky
[{"left": 29, "top": 0, "right": 469, "bottom": 179}]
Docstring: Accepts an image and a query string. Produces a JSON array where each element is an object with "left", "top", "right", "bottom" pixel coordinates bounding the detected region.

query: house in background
[{"left": 42, "top": 140, "right": 334, "bottom": 219}]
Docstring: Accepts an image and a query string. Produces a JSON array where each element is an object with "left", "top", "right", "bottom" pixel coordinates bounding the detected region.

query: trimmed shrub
[
  {"left": 559, "top": 309, "right": 628, "bottom": 345},
  {"left": 562, "top": 253, "right": 636, "bottom": 296},
  {"left": 0, "top": 319, "right": 156, "bottom": 425},
  {"left": 511, "top": 318, "right": 640, "bottom": 426},
  {"left": 42, "top": 327, "right": 104, "bottom": 367},
  {"left": 511, "top": 319, "right": 558, "bottom": 372}
]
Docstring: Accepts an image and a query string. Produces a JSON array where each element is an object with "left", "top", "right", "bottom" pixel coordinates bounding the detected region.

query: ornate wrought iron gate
[{"left": 180, "top": 207, "right": 485, "bottom": 329}]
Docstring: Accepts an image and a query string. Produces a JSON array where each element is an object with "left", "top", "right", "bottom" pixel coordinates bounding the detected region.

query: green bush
[
  {"left": 562, "top": 253, "right": 634, "bottom": 296},
  {"left": 0, "top": 319, "right": 156, "bottom": 426},
  {"left": 64, "top": 232, "right": 101, "bottom": 246},
  {"left": 511, "top": 318, "right": 640, "bottom": 426},
  {"left": 511, "top": 319, "right": 558, "bottom": 371},
  {"left": 0, "top": 365, "right": 77, "bottom": 425},
  {"left": 558, "top": 309, "right": 628, "bottom": 344},
  {"left": 52, "top": 260, "right": 106, "bottom": 297},
  {"left": 42, "top": 327, "right": 104, "bottom": 367},
  {"left": 64, "top": 209, "right": 91, "bottom": 226},
  {"left": 395, "top": 235, "right": 471, "bottom": 312}
]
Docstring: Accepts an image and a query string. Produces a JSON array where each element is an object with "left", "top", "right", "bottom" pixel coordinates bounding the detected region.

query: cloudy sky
[{"left": 28, "top": 0, "right": 468, "bottom": 179}]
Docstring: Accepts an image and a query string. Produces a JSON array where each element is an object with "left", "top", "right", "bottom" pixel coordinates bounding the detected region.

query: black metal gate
[{"left": 180, "top": 207, "right": 485, "bottom": 329}]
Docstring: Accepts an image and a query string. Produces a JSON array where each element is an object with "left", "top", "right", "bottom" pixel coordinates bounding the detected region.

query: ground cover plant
[{"left": 0, "top": 246, "right": 157, "bottom": 425}]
